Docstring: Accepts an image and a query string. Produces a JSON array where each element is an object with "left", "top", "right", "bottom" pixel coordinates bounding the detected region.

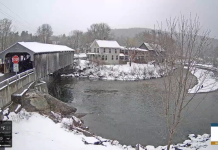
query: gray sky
[{"left": 0, "top": 0, "right": 218, "bottom": 37}]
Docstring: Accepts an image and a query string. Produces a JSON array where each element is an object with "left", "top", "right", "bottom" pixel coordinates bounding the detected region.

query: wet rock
[
  {"left": 74, "top": 113, "right": 87, "bottom": 118},
  {"left": 23, "top": 90, "right": 50, "bottom": 113},
  {"left": 44, "top": 94, "right": 77, "bottom": 116},
  {"left": 76, "top": 128, "right": 93, "bottom": 137},
  {"left": 22, "top": 90, "right": 77, "bottom": 116}
]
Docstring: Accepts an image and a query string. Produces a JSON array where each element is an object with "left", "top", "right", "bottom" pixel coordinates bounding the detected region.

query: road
[{"left": 0, "top": 73, "right": 15, "bottom": 82}]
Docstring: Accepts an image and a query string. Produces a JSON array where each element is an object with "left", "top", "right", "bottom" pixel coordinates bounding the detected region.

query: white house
[{"left": 87, "top": 40, "right": 123, "bottom": 65}]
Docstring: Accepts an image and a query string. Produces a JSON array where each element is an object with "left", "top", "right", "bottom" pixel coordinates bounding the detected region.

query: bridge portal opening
[{"left": 0, "top": 52, "right": 33, "bottom": 73}]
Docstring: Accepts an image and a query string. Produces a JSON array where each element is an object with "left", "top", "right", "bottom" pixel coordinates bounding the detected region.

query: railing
[
  {"left": 0, "top": 68, "right": 35, "bottom": 108},
  {"left": 194, "top": 64, "right": 218, "bottom": 72},
  {"left": 0, "top": 69, "right": 35, "bottom": 89}
]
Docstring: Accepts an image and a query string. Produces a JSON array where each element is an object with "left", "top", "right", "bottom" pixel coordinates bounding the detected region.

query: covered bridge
[{"left": 0, "top": 42, "right": 74, "bottom": 80}]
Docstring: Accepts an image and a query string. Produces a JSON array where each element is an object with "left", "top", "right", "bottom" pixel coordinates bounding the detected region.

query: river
[{"left": 45, "top": 76, "right": 218, "bottom": 147}]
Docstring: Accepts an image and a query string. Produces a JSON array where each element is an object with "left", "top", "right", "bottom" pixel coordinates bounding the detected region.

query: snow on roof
[
  {"left": 142, "top": 43, "right": 165, "bottom": 52},
  {"left": 91, "top": 40, "right": 122, "bottom": 48},
  {"left": 18, "top": 42, "right": 74, "bottom": 53},
  {"left": 150, "top": 43, "right": 165, "bottom": 52},
  {"left": 119, "top": 53, "right": 125, "bottom": 56},
  {"left": 87, "top": 53, "right": 99, "bottom": 55},
  {"left": 74, "top": 53, "right": 87, "bottom": 58},
  {"left": 121, "top": 47, "right": 148, "bottom": 52},
  {"left": 143, "top": 43, "right": 154, "bottom": 50}
]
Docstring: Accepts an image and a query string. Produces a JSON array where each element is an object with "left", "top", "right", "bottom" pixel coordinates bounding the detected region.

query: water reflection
[{"left": 46, "top": 76, "right": 218, "bottom": 146}]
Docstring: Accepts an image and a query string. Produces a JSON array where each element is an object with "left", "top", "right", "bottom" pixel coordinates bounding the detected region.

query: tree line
[
  {"left": 0, "top": 17, "right": 169, "bottom": 53},
  {"left": 0, "top": 18, "right": 114, "bottom": 52},
  {"left": 0, "top": 17, "right": 217, "bottom": 66}
]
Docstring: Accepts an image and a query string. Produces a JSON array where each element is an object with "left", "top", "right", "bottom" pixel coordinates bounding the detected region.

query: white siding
[{"left": 90, "top": 41, "right": 121, "bottom": 64}]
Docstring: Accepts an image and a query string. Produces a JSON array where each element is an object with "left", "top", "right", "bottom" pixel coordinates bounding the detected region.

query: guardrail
[
  {"left": 194, "top": 65, "right": 218, "bottom": 72},
  {"left": 0, "top": 68, "right": 35, "bottom": 108},
  {"left": 0, "top": 69, "right": 35, "bottom": 89}
]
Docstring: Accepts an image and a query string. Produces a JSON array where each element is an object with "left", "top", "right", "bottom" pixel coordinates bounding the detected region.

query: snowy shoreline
[
  {"left": 62, "top": 60, "right": 163, "bottom": 81},
  {"left": 62, "top": 60, "right": 218, "bottom": 93},
  {"left": 188, "top": 67, "right": 218, "bottom": 93},
  {"left": 4, "top": 108, "right": 217, "bottom": 150}
]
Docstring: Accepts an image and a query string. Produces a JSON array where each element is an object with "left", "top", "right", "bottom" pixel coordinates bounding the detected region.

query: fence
[{"left": 0, "top": 69, "right": 35, "bottom": 108}]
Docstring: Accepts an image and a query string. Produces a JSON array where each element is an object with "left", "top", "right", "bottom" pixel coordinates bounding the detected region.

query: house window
[
  {"left": 94, "top": 48, "right": 96, "bottom": 53},
  {"left": 115, "top": 49, "right": 117, "bottom": 53},
  {"left": 97, "top": 48, "right": 99, "bottom": 53},
  {"left": 116, "top": 55, "right": 118, "bottom": 60},
  {"left": 102, "top": 55, "right": 104, "bottom": 60},
  {"left": 104, "top": 48, "right": 106, "bottom": 53},
  {"left": 112, "top": 55, "right": 114, "bottom": 60},
  {"left": 125, "top": 56, "right": 128, "bottom": 60},
  {"left": 105, "top": 55, "right": 107, "bottom": 60},
  {"left": 109, "top": 49, "right": 111, "bottom": 53}
]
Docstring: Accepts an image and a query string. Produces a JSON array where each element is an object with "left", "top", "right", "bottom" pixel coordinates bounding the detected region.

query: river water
[{"left": 46, "top": 76, "right": 218, "bottom": 147}]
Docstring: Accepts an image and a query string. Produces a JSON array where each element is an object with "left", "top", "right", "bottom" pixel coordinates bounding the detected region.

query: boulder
[
  {"left": 23, "top": 90, "right": 50, "bottom": 113},
  {"left": 23, "top": 90, "right": 77, "bottom": 116},
  {"left": 43, "top": 94, "right": 77, "bottom": 115}
]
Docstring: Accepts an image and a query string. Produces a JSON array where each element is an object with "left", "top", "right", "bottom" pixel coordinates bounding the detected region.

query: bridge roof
[
  {"left": 0, "top": 42, "right": 74, "bottom": 61},
  {"left": 18, "top": 42, "right": 74, "bottom": 53}
]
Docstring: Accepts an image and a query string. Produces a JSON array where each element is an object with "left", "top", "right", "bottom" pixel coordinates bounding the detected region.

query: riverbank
[
  {"left": 188, "top": 67, "right": 218, "bottom": 93},
  {"left": 3, "top": 106, "right": 215, "bottom": 150},
  {"left": 61, "top": 60, "right": 218, "bottom": 93},
  {"left": 61, "top": 60, "right": 163, "bottom": 80},
  {"left": 1, "top": 87, "right": 215, "bottom": 150}
]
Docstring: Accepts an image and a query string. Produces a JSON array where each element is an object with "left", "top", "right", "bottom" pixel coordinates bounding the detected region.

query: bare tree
[
  {"left": 87, "top": 23, "right": 111, "bottom": 40},
  {"left": 36, "top": 24, "right": 53, "bottom": 43},
  {"left": 146, "top": 15, "right": 211, "bottom": 150},
  {"left": 124, "top": 37, "right": 137, "bottom": 47},
  {"left": 69, "top": 30, "right": 83, "bottom": 50},
  {"left": 212, "top": 46, "right": 218, "bottom": 67},
  {"left": 0, "top": 18, "right": 12, "bottom": 51}
]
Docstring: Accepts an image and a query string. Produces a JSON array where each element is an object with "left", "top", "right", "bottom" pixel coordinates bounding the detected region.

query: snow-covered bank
[
  {"left": 4, "top": 108, "right": 216, "bottom": 150},
  {"left": 62, "top": 60, "right": 163, "bottom": 80},
  {"left": 6, "top": 109, "right": 129, "bottom": 150},
  {"left": 188, "top": 68, "right": 218, "bottom": 93},
  {"left": 74, "top": 53, "right": 87, "bottom": 59}
]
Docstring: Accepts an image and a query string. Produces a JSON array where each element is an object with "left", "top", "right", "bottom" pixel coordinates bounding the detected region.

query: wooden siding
[{"left": 34, "top": 51, "right": 74, "bottom": 79}]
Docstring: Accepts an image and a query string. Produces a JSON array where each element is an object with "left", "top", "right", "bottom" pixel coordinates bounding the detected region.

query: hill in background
[
  {"left": 111, "top": 27, "right": 218, "bottom": 58},
  {"left": 111, "top": 28, "right": 150, "bottom": 38}
]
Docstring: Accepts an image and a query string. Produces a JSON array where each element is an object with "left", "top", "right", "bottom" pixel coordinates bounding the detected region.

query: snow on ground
[
  {"left": 0, "top": 72, "right": 4, "bottom": 77},
  {"left": 188, "top": 67, "right": 218, "bottom": 93},
  {"left": 6, "top": 109, "right": 132, "bottom": 150},
  {"left": 74, "top": 53, "right": 87, "bottom": 59},
  {"left": 3, "top": 108, "right": 217, "bottom": 150},
  {"left": 68, "top": 60, "right": 162, "bottom": 80}
]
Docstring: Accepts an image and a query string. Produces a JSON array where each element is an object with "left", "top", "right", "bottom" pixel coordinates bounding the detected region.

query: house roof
[
  {"left": 91, "top": 40, "right": 122, "bottom": 48},
  {"left": 142, "top": 43, "right": 154, "bottom": 50},
  {"left": 120, "top": 46, "right": 148, "bottom": 52},
  {"left": 150, "top": 43, "right": 165, "bottom": 52},
  {"left": 18, "top": 42, "right": 74, "bottom": 53},
  {"left": 74, "top": 53, "right": 87, "bottom": 58},
  {"left": 140, "top": 42, "right": 165, "bottom": 52},
  {"left": 119, "top": 53, "right": 125, "bottom": 56},
  {"left": 0, "top": 42, "right": 74, "bottom": 61}
]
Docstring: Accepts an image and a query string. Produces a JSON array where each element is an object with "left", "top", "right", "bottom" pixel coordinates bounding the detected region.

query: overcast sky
[{"left": 0, "top": 0, "right": 217, "bottom": 37}]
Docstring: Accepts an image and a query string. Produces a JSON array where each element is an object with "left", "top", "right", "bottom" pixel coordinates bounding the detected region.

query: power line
[
  {"left": 0, "top": 8, "right": 35, "bottom": 33},
  {"left": 0, "top": 9, "right": 23, "bottom": 32},
  {"left": 0, "top": 1, "right": 36, "bottom": 29}
]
